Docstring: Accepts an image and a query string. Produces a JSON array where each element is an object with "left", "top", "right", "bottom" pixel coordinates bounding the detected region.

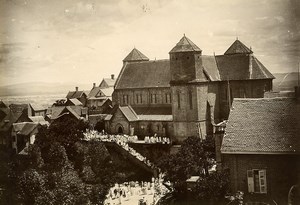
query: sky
[{"left": 0, "top": 0, "right": 299, "bottom": 86}]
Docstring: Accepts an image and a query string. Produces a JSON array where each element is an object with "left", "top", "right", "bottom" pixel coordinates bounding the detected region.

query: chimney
[
  {"left": 93, "top": 83, "right": 96, "bottom": 88},
  {"left": 111, "top": 74, "right": 115, "bottom": 80},
  {"left": 75, "top": 86, "right": 78, "bottom": 91}
]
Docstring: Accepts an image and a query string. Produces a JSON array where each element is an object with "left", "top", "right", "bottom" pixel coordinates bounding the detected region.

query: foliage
[
  {"left": 35, "top": 116, "right": 88, "bottom": 160},
  {"left": 9, "top": 117, "right": 113, "bottom": 205},
  {"left": 158, "top": 136, "right": 216, "bottom": 193},
  {"left": 157, "top": 136, "right": 229, "bottom": 200},
  {"left": 194, "top": 169, "right": 230, "bottom": 200}
]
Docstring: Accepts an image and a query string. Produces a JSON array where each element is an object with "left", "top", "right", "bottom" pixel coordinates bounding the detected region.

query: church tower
[{"left": 169, "top": 35, "right": 209, "bottom": 142}]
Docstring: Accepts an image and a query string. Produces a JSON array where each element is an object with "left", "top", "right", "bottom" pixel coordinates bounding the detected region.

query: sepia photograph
[{"left": 0, "top": 0, "right": 299, "bottom": 204}]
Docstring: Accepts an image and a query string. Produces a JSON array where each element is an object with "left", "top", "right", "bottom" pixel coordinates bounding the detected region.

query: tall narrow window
[
  {"left": 140, "top": 94, "right": 142, "bottom": 104},
  {"left": 136, "top": 94, "right": 139, "bottom": 104},
  {"left": 165, "top": 93, "right": 171, "bottom": 103},
  {"left": 177, "top": 92, "right": 181, "bottom": 109},
  {"left": 123, "top": 95, "right": 127, "bottom": 104},
  {"left": 154, "top": 94, "right": 157, "bottom": 103},
  {"left": 189, "top": 90, "right": 193, "bottom": 109}
]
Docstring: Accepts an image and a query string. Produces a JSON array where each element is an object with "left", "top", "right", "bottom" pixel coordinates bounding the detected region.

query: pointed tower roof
[
  {"left": 224, "top": 39, "right": 253, "bottom": 55},
  {"left": 123, "top": 48, "right": 149, "bottom": 62},
  {"left": 169, "top": 35, "right": 202, "bottom": 53}
]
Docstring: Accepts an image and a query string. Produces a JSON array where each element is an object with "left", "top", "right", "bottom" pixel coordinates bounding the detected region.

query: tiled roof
[
  {"left": 202, "top": 55, "right": 220, "bottom": 81},
  {"left": 119, "top": 105, "right": 139, "bottom": 122},
  {"left": 115, "top": 39, "right": 273, "bottom": 89},
  {"left": 221, "top": 98, "right": 300, "bottom": 154},
  {"left": 169, "top": 35, "right": 202, "bottom": 53},
  {"left": 138, "top": 115, "right": 173, "bottom": 121},
  {"left": 215, "top": 55, "right": 274, "bottom": 80},
  {"left": 123, "top": 48, "right": 149, "bottom": 62},
  {"left": 115, "top": 59, "right": 171, "bottom": 89},
  {"left": 224, "top": 39, "right": 253, "bottom": 55}
]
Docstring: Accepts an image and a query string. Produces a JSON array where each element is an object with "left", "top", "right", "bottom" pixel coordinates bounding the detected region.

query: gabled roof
[
  {"left": 52, "top": 106, "right": 81, "bottom": 120},
  {"left": 119, "top": 105, "right": 139, "bottom": 122},
  {"left": 67, "top": 99, "right": 83, "bottom": 106},
  {"left": 66, "top": 90, "right": 86, "bottom": 99},
  {"left": 99, "top": 78, "right": 116, "bottom": 88},
  {"left": 115, "top": 59, "right": 171, "bottom": 89},
  {"left": 221, "top": 98, "right": 300, "bottom": 154},
  {"left": 0, "top": 101, "right": 7, "bottom": 108},
  {"left": 123, "top": 48, "right": 149, "bottom": 62},
  {"left": 88, "top": 87, "right": 114, "bottom": 99},
  {"left": 13, "top": 122, "right": 39, "bottom": 136},
  {"left": 29, "top": 116, "right": 49, "bottom": 126},
  {"left": 224, "top": 39, "right": 253, "bottom": 55},
  {"left": 30, "top": 103, "right": 46, "bottom": 111},
  {"left": 0, "top": 108, "right": 17, "bottom": 132},
  {"left": 169, "top": 35, "right": 202, "bottom": 53}
]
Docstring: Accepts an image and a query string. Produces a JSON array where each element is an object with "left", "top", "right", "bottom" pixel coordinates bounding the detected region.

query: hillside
[{"left": 0, "top": 82, "right": 92, "bottom": 97}]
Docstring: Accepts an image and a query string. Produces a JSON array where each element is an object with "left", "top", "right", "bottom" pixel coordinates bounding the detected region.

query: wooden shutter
[
  {"left": 247, "top": 170, "right": 254, "bottom": 193},
  {"left": 259, "top": 170, "right": 267, "bottom": 193}
]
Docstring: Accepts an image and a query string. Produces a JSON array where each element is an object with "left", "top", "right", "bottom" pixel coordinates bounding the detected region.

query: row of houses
[{"left": 65, "top": 75, "right": 115, "bottom": 113}]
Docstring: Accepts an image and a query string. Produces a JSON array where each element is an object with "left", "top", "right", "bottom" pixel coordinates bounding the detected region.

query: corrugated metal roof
[
  {"left": 68, "top": 99, "right": 83, "bottom": 106},
  {"left": 119, "top": 105, "right": 139, "bottom": 122},
  {"left": 221, "top": 98, "right": 300, "bottom": 154}
]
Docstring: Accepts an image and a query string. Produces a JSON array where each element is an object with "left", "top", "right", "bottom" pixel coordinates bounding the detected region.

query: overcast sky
[{"left": 0, "top": 0, "right": 299, "bottom": 86}]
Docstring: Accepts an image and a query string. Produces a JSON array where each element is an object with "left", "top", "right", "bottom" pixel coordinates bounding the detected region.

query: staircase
[{"left": 104, "top": 141, "right": 158, "bottom": 177}]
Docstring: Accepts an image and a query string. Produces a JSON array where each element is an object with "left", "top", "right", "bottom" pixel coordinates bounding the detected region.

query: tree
[
  {"left": 157, "top": 136, "right": 228, "bottom": 200},
  {"left": 35, "top": 116, "right": 88, "bottom": 161}
]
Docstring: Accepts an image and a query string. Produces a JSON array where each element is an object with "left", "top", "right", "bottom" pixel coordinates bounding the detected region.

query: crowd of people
[
  {"left": 103, "top": 177, "right": 169, "bottom": 205},
  {"left": 83, "top": 130, "right": 156, "bottom": 168},
  {"left": 83, "top": 130, "right": 171, "bottom": 145}
]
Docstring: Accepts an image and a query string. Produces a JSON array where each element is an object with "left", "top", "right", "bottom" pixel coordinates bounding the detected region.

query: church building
[{"left": 105, "top": 35, "right": 274, "bottom": 142}]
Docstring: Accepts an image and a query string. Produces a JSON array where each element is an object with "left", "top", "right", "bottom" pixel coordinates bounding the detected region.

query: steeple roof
[
  {"left": 224, "top": 39, "right": 253, "bottom": 55},
  {"left": 169, "top": 35, "right": 202, "bottom": 53},
  {"left": 123, "top": 48, "right": 149, "bottom": 62}
]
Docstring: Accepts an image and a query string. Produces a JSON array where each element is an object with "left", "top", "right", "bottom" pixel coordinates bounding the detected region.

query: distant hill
[
  {"left": 0, "top": 73, "right": 298, "bottom": 96},
  {"left": 0, "top": 82, "right": 93, "bottom": 97},
  {"left": 272, "top": 72, "right": 299, "bottom": 92}
]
